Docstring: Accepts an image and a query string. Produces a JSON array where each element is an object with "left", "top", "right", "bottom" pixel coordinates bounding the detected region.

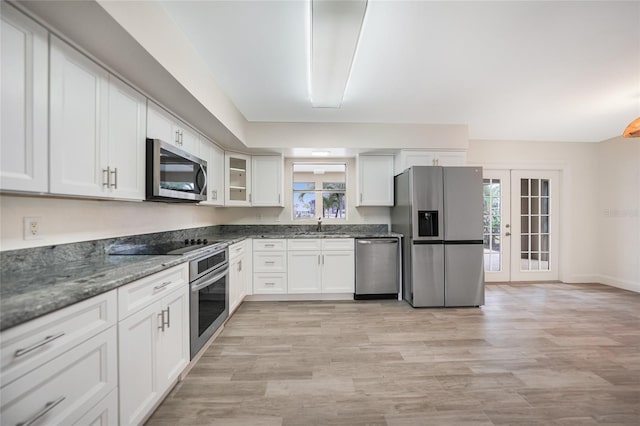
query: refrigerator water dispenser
[{"left": 418, "top": 210, "right": 439, "bottom": 237}]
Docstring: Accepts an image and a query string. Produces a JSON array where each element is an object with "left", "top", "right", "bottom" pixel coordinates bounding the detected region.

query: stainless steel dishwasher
[{"left": 355, "top": 238, "right": 399, "bottom": 299}]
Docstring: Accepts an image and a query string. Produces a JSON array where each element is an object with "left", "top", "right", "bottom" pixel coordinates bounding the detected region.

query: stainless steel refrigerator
[{"left": 391, "top": 166, "right": 484, "bottom": 307}]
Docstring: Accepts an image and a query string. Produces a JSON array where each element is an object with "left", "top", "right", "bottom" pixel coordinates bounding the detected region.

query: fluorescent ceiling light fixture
[
  {"left": 309, "top": 0, "right": 368, "bottom": 108},
  {"left": 311, "top": 150, "right": 330, "bottom": 156}
]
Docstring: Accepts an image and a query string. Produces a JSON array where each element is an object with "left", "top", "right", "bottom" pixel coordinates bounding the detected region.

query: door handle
[{"left": 505, "top": 232, "right": 511, "bottom": 236}]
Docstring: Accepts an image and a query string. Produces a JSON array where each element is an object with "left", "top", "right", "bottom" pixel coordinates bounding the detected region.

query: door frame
[{"left": 480, "top": 166, "right": 563, "bottom": 282}]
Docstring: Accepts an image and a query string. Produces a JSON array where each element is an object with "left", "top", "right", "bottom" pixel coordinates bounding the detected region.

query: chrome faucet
[{"left": 316, "top": 217, "right": 322, "bottom": 232}]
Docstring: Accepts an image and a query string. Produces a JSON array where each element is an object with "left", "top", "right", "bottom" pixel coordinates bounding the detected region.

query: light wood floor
[{"left": 147, "top": 283, "right": 640, "bottom": 425}]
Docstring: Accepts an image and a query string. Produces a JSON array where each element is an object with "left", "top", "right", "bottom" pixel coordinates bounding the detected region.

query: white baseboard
[
  {"left": 245, "top": 293, "right": 354, "bottom": 302},
  {"left": 593, "top": 274, "right": 640, "bottom": 293},
  {"left": 562, "top": 274, "right": 600, "bottom": 283}
]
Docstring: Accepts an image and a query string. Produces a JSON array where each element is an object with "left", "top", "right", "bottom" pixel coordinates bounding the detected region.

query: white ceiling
[{"left": 160, "top": 1, "right": 639, "bottom": 143}]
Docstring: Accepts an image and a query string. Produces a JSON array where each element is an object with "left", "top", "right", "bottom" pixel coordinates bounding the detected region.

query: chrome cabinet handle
[
  {"left": 158, "top": 312, "right": 165, "bottom": 332},
  {"left": 318, "top": 255, "right": 321, "bottom": 265},
  {"left": 505, "top": 232, "right": 511, "bottom": 236},
  {"left": 239, "top": 260, "right": 242, "bottom": 272},
  {"left": 278, "top": 193, "right": 281, "bottom": 204},
  {"left": 264, "top": 244, "right": 275, "bottom": 247},
  {"left": 265, "top": 282, "right": 275, "bottom": 286},
  {"left": 15, "top": 332, "right": 66, "bottom": 358},
  {"left": 360, "top": 193, "right": 363, "bottom": 203},
  {"left": 179, "top": 130, "right": 184, "bottom": 146},
  {"left": 264, "top": 261, "right": 275, "bottom": 264},
  {"left": 154, "top": 281, "right": 172, "bottom": 291},
  {"left": 102, "top": 167, "right": 111, "bottom": 187},
  {"left": 322, "top": 255, "right": 325, "bottom": 265},
  {"left": 16, "top": 396, "right": 66, "bottom": 426},
  {"left": 164, "top": 307, "right": 170, "bottom": 329},
  {"left": 175, "top": 130, "right": 180, "bottom": 145},
  {"left": 212, "top": 189, "right": 217, "bottom": 200},
  {"left": 110, "top": 168, "right": 118, "bottom": 189}
]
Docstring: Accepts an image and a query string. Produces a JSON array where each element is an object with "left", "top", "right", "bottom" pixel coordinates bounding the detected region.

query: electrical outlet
[{"left": 24, "top": 216, "right": 42, "bottom": 240}]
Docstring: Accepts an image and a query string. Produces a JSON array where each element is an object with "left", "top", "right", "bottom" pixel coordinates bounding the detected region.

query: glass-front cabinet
[{"left": 225, "top": 152, "right": 251, "bottom": 206}]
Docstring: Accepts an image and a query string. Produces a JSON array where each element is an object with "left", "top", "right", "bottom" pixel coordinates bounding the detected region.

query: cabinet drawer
[
  {"left": 73, "top": 387, "right": 118, "bottom": 426},
  {"left": 118, "top": 263, "right": 188, "bottom": 320},
  {"left": 253, "top": 252, "right": 286, "bottom": 273},
  {"left": 1, "top": 290, "right": 116, "bottom": 386},
  {"left": 287, "top": 239, "right": 322, "bottom": 251},
  {"left": 253, "top": 239, "right": 286, "bottom": 251},
  {"left": 322, "top": 238, "right": 354, "bottom": 251},
  {"left": 0, "top": 326, "right": 118, "bottom": 426},
  {"left": 229, "top": 241, "right": 245, "bottom": 260},
  {"left": 253, "top": 274, "right": 287, "bottom": 294}
]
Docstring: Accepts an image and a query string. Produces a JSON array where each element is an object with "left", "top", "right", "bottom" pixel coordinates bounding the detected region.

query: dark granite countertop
[{"left": 1, "top": 225, "right": 401, "bottom": 331}]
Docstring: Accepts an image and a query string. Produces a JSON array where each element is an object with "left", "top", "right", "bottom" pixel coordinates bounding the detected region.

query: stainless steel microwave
[{"left": 146, "top": 138, "right": 207, "bottom": 202}]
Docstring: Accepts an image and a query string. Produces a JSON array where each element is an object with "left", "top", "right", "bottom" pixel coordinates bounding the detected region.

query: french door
[{"left": 483, "top": 170, "right": 560, "bottom": 282}]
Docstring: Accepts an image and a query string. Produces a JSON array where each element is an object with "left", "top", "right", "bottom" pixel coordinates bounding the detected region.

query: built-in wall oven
[{"left": 189, "top": 247, "right": 228, "bottom": 358}]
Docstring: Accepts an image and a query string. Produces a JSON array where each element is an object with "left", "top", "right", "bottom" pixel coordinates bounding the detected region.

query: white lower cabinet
[
  {"left": 73, "top": 387, "right": 118, "bottom": 426},
  {"left": 287, "top": 250, "right": 322, "bottom": 293},
  {"left": 0, "top": 327, "right": 118, "bottom": 426},
  {"left": 321, "top": 251, "right": 355, "bottom": 293},
  {"left": 253, "top": 239, "right": 287, "bottom": 295},
  {"left": 229, "top": 241, "right": 248, "bottom": 314},
  {"left": 287, "top": 239, "right": 355, "bottom": 294},
  {"left": 118, "top": 264, "right": 189, "bottom": 426}
]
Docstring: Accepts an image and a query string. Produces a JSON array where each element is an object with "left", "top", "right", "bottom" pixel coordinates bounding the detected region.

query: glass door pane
[
  {"left": 511, "top": 171, "right": 559, "bottom": 281},
  {"left": 482, "top": 170, "right": 511, "bottom": 282}
]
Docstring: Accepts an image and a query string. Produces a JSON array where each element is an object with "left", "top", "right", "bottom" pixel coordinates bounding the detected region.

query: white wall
[
  {"left": 596, "top": 136, "right": 640, "bottom": 292},
  {"left": 213, "top": 157, "right": 390, "bottom": 225},
  {"left": 0, "top": 195, "right": 217, "bottom": 251},
  {"left": 247, "top": 122, "right": 468, "bottom": 150},
  {"left": 467, "top": 139, "right": 600, "bottom": 284},
  {"left": 96, "top": 0, "right": 249, "bottom": 145}
]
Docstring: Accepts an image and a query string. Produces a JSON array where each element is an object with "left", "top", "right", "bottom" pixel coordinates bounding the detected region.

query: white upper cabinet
[
  {"left": 50, "top": 35, "right": 146, "bottom": 200},
  {"left": 251, "top": 155, "right": 284, "bottom": 207},
  {"left": 394, "top": 150, "right": 467, "bottom": 174},
  {"left": 198, "top": 137, "right": 225, "bottom": 206},
  {"left": 49, "top": 35, "right": 109, "bottom": 198},
  {"left": 357, "top": 155, "right": 394, "bottom": 206},
  {"left": 0, "top": 4, "right": 48, "bottom": 193},
  {"left": 225, "top": 152, "right": 252, "bottom": 206},
  {"left": 106, "top": 76, "right": 146, "bottom": 200},
  {"left": 147, "top": 101, "right": 199, "bottom": 155}
]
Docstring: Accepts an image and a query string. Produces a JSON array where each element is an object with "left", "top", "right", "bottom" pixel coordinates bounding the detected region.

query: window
[{"left": 292, "top": 163, "right": 346, "bottom": 220}]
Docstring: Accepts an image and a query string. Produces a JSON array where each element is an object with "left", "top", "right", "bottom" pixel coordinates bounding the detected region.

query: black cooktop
[{"left": 109, "top": 238, "right": 222, "bottom": 255}]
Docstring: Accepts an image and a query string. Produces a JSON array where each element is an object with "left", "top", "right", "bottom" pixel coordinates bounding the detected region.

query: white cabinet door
[
  {"left": 229, "top": 256, "right": 241, "bottom": 314},
  {"left": 198, "top": 138, "right": 225, "bottom": 206},
  {"left": 0, "top": 4, "right": 48, "bottom": 193},
  {"left": 179, "top": 123, "right": 199, "bottom": 155},
  {"left": 225, "top": 152, "right": 252, "bottom": 206},
  {"left": 147, "top": 101, "right": 176, "bottom": 145},
  {"left": 287, "top": 251, "right": 322, "bottom": 293},
  {"left": 157, "top": 286, "right": 189, "bottom": 391},
  {"left": 146, "top": 101, "right": 198, "bottom": 154},
  {"left": 118, "top": 302, "right": 159, "bottom": 426},
  {"left": 252, "top": 155, "right": 283, "bottom": 206},
  {"left": 49, "top": 35, "right": 109, "bottom": 197},
  {"left": 321, "top": 251, "right": 355, "bottom": 293},
  {"left": 437, "top": 151, "right": 467, "bottom": 166},
  {"left": 358, "top": 155, "right": 394, "bottom": 206},
  {"left": 106, "top": 76, "right": 146, "bottom": 200},
  {"left": 209, "top": 142, "right": 225, "bottom": 206}
]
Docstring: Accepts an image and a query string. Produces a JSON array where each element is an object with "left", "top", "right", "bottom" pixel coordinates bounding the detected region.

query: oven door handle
[{"left": 190, "top": 267, "right": 229, "bottom": 292}]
